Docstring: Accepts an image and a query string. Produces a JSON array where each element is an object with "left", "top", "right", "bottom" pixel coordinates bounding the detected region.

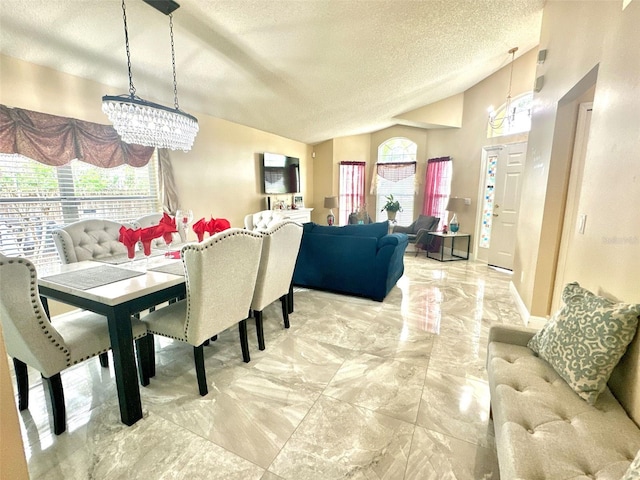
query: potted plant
[{"left": 380, "top": 194, "right": 402, "bottom": 221}]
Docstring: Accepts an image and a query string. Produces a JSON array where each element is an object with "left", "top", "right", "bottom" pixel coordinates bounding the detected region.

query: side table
[{"left": 425, "top": 232, "right": 471, "bottom": 262}]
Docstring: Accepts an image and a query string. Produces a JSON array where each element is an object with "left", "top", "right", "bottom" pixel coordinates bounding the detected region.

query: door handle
[{"left": 492, "top": 213, "right": 499, "bottom": 217}]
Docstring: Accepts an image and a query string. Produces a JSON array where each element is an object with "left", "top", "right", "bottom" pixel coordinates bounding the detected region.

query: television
[{"left": 262, "top": 152, "right": 300, "bottom": 194}]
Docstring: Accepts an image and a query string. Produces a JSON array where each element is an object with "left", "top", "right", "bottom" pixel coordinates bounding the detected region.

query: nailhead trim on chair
[
  {"left": 180, "top": 229, "right": 264, "bottom": 339},
  {"left": 1, "top": 258, "right": 71, "bottom": 364}
]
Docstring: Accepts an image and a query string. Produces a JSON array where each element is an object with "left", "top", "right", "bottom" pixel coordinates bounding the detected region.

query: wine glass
[{"left": 176, "top": 209, "right": 193, "bottom": 241}]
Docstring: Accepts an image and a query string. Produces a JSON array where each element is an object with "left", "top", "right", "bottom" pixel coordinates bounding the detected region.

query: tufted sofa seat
[
  {"left": 52, "top": 219, "right": 129, "bottom": 264},
  {"left": 244, "top": 210, "right": 285, "bottom": 231},
  {"left": 487, "top": 324, "right": 640, "bottom": 479}
]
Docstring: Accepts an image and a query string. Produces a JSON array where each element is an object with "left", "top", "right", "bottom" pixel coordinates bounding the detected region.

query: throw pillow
[
  {"left": 621, "top": 449, "right": 640, "bottom": 480},
  {"left": 528, "top": 282, "right": 640, "bottom": 405}
]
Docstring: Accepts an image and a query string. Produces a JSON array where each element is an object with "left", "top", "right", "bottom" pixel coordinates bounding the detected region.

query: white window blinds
[{"left": 0, "top": 153, "right": 161, "bottom": 267}]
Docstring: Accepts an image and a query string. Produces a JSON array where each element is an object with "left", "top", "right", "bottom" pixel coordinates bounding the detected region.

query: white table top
[{"left": 39, "top": 255, "right": 185, "bottom": 307}]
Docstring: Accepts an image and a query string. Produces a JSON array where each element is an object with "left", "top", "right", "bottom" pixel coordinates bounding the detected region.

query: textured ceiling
[{"left": 0, "top": 0, "right": 544, "bottom": 144}]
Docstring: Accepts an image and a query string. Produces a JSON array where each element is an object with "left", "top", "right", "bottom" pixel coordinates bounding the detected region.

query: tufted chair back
[
  {"left": 132, "top": 213, "right": 184, "bottom": 246},
  {"left": 182, "top": 228, "right": 263, "bottom": 347},
  {"left": 244, "top": 210, "right": 284, "bottom": 231},
  {"left": 52, "top": 219, "right": 129, "bottom": 264},
  {"left": 0, "top": 254, "right": 69, "bottom": 377}
]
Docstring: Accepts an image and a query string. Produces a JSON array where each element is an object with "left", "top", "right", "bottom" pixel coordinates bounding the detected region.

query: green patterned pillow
[
  {"left": 528, "top": 282, "right": 640, "bottom": 405},
  {"left": 621, "top": 449, "right": 640, "bottom": 480}
]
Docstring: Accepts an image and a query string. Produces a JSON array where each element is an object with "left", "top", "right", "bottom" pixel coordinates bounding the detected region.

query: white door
[{"left": 487, "top": 142, "right": 527, "bottom": 270}]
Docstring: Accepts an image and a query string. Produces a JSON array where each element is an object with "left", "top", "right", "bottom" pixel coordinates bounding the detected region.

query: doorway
[{"left": 476, "top": 141, "right": 527, "bottom": 270}]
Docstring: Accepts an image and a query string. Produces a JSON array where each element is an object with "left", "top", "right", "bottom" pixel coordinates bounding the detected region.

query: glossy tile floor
[{"left": 16, "top": 255, "right": 524, "bottom": 479}]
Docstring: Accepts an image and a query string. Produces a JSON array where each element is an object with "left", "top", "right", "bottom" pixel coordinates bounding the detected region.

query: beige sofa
[{"left": 487, "top": 324, "right": 640, "bottom": 479}]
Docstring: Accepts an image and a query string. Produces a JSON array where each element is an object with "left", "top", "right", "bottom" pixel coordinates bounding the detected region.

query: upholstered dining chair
[
  {"left": 244, "top": 210, "right": 284, "bottom": 231},
  {"left": 141, "top": 228, "right": 263, "bottom": 396},
  {"left": 0, "top": 254, "right": 149, "bottom": 435},
  {"left": 250, "top": 220, "right": 303, "bottom": 351},
  {"left": 51, "top": 218, "right": 129, "bottom": 264},
  {"left": 133, "top": 212, "right": 184, "bottom": 245}
]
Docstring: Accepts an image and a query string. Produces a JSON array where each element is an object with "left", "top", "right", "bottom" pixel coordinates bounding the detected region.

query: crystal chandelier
[
  {"left": 102, "top": 0, "right": 198, "bottom": 151},
  {"left": 487, "top": 47, "right": 522, "bottom": 131}
]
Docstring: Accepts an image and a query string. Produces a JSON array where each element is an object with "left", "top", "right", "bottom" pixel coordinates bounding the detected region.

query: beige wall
[
  {"left": 311, "top": 139, "right": 334, "bottom": 224},
  {"left": 513, "top": 1, "right": 640, "bottom": 316},
  {"left": 426, "top": 49, "right": 537, "bottom": 257}
]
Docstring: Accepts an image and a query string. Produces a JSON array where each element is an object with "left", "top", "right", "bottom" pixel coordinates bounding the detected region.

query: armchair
[
  {"left": 0, "top": 254, "right": 148, "bottom": 434},
  {"left": 392, "top": 215, "right": 440, "bottom": 255}
]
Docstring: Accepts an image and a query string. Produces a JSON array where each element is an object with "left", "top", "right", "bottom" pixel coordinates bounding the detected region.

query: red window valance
[
  {"left": 0, "top": 104, "right": 154, "bottom": 168},
  {"left": 376, "top": 161, "right": 416, "bottom": 182}
]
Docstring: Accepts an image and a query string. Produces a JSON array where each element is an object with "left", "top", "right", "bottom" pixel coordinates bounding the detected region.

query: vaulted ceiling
[{"left": 0, "top": 0, "right": 544, "bottom": 144}]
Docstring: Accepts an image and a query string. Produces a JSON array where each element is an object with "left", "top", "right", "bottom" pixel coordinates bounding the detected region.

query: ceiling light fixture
[
  {"left": 102, "top": 0, "right": 198, "bottom": 151},
  {"left": 487, "top": 47, "right": 527, "bottom": 131}
]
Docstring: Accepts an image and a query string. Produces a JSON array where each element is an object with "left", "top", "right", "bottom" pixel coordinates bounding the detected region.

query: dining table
[{"left": 37, "top": 252, "right": 186, "bottom": 426}]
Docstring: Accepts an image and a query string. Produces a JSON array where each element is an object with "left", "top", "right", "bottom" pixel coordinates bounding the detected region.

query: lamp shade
[
  {"left": 446, "top": 197, "right": 463, "bottom": 212},
  {"left": 324, "top": 196, "right": 339, "bottom": 209}
]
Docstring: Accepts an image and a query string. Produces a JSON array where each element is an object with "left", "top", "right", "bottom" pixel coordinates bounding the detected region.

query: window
[
  {"left": 0, "top": 153, "right": 161, "bottom": 267},
  {"left": 487, "top": 92, "right": 533, "bottom": 138},
  {"left": 422, "top": 156, "right": 452, "bottom": 230},
  {"left": 339, "top": 162, "right": 366, "bottom": 225},
  {"left": 374, "top": 138, "right": 417, "bottom": 224}
]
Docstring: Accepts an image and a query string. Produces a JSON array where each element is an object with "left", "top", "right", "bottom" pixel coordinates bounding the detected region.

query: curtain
[
  {"left": 422, "top": 156, "right": 452, "bottom": 230},
  {"left": 339, "top": 161, "right": 366, "bottom": 225},
  {"left": 158, "top": 148, "right": 180, "bottom": 214},
  {"left": 370, "top": 161, "right": 417, "bottom": 194},
  {"left": 0, "top": 104, "right": 154, "bottom": 167}
]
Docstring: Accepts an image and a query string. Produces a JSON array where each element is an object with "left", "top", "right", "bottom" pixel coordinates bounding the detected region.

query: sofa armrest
[
  {"left": 488, "top": 324, "right": 538, "bottom": 347},
  {"left": 377, "top": 233, "right": 408, "bottom": 249}
]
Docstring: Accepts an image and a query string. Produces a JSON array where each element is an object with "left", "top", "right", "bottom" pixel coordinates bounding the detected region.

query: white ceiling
[{"left": 0, "top": 0, "right": 544, "bottom": 145}]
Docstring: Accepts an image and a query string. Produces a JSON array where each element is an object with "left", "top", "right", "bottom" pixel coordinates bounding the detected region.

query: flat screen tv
[{"left": 262, "top": 152, "right": 300, "bottom": 194}]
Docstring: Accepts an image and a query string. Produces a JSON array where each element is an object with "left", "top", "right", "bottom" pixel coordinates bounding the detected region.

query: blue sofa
[{"left": 292, "top": 222, "right": 409, "bottom": 301}]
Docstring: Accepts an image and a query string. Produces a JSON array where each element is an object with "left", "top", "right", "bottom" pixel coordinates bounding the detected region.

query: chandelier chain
[
  {"left": 121, "top": 0, "right": 136, "bottom": 98},
  {"left": 169, "top": 13, "right": 179, "bottom": 110}
]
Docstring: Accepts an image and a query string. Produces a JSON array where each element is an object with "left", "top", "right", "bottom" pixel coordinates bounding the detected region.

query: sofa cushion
[
  {"left": 528, "top": 282, "right": 640, "bottom": 405},
  {"left": 309, "top": 221, "right": 388, "bottom": 239},
  {"left": 488, "top": 340, "right": 640, "bottom": 480},
  {"left": 622, "top": 450, "right": 640, "bottom": 480}
]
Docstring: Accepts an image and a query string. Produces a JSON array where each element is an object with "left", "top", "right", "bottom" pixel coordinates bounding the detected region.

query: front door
[{"left": 486, "top": 142, "right": 527, "bottom": 270}]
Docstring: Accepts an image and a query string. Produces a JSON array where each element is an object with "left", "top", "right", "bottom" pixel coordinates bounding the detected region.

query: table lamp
[{"left": 324, "top": 196, "right": 338, "bottom": 225}]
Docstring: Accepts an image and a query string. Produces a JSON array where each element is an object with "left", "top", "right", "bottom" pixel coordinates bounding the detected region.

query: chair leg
[
  {"left": 255, "top": 310, "right": 265, "bottom": 351},
  {"left": 280, "top": 295, "right": 290, "bottom": 329},
  {"left": 13, "top": 358, "right": 28, "bottom": 411},
  {"left": 193, "top": 345, "right": 208, "bottom": 396},
  {"left": 42, "top": 373, "right": 66, "bottom": 435},
  {"left": 146, "top": 334, "right": 156, "bottom": 378},
  {"left": 287, "top": 283, "right": 294, "bottom": 314},
  {"left": 99, "top": 352, "right": 109, "bottom": 368},
  {"left": 239, "top": 319, "right": 250, "bottom": 363},
  {"left": 135, "top": 337, "right": 151, "bottom": 387}
]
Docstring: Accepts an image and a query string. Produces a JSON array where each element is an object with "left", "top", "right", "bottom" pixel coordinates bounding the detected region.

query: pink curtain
[
  {"left": 0, "top": 104, "right": 154, "bottom": 168},
  {"left": 339, "top": 161, "right": 365, "bottom": 225},
  {"left": 422, "top": 156, "right": 452, "bottom": 230}
]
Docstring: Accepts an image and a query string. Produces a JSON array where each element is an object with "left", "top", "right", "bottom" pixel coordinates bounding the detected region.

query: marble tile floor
[{"left": 13, "top": 255, "right": 525, "bottom": 479}]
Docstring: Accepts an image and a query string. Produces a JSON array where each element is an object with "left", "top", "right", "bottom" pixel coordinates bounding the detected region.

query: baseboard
[{"left": 509, "top": 281, "right": 547, "bottom": 329}]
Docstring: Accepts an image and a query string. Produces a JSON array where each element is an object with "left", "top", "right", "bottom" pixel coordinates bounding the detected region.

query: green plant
[{"left": 380, "top": 194, "right": 402, "bottom": 213}]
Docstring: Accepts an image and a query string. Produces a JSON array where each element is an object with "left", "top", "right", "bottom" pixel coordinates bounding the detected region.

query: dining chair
[
  {"left": 133, "top": 212, "right": 184, "bottom": 245},
  {"left": 51, "top": 218, "right": 130, "bottom": 264},
  {"left": 0, "top": 254, "right": 149, "bottom": 435},
  {"left": 250, "top": 220, "right": 303, "bottom": 351},
  {"left": 244, "top": 210, "right": 284, "bottom": 231},
  {"left": 141, "top": 228, "right": 263, "bottom": 396}
]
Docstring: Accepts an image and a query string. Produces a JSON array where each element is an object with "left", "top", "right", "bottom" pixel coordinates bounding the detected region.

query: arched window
[
  {"left": 487, "top": 91, "right": 533, "bottom": 138},
  {"left": 374, "top": 138, "right": 417, "bottom": 224}
]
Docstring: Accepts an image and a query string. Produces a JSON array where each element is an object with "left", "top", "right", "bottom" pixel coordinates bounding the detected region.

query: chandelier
[
  {"left": 102, "top": 0, "right": 199, "bottom": 151},
  {"left": 487, "top": 47, "right": 526, "bottom": 131}
]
